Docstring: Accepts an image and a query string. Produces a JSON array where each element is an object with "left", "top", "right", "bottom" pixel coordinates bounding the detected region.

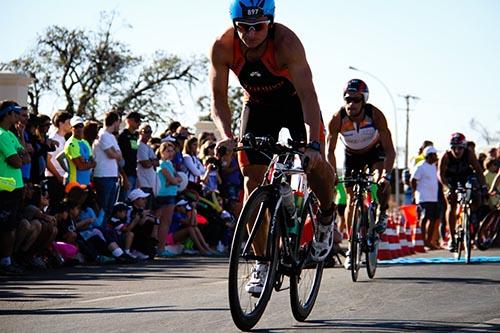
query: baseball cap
[
  {"left": 65, "top": 181, "right": 87, "bottom": 193},
  {"left": 128, "top": 188, "right": 150, "bottom": 202},
  {"left": 423, "top": 146, "right": 437, "bottom": 157},
  {"left": 175, "top": 199, "right": 192, "bottom": 210},
  {"left": 0, "top": 103, "right": 22, "bottom": 117},
  {"left": 70, "top": 116, "right": 84, "bottom": 127},
  {"left": 112, "top": 202, "right": 129, "bottom": 214}
]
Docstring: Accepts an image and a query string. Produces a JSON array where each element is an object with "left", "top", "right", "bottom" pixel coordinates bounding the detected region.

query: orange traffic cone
[
  {"left": 399, "top": 222, "right": 410, "bottom": 256},
  {"left": 387, "top": 218, "right": 401, "bottom": 258},
  {"left": 406, "top": 224, "right": 415, "bottom": 255}
]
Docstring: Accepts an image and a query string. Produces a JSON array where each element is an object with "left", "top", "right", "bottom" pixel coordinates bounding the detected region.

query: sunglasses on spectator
[
  {"left": 235, "top": 20, "right": 271, "bottom": 33},
  {"left": 451, "top": 145, "right": 465, "bottom": 150},
  {"left": 344, "top": 96, "right": 364, "bottom": 104}
]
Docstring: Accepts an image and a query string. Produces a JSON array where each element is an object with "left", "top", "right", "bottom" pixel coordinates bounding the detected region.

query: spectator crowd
[{"left": 0, "top": 100, "right": 243, "bottom": 275}]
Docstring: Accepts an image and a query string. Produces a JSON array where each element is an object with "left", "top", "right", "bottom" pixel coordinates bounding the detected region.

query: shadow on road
[
  {"left": 284, "top": 318, "right": 500, "bottom": 332},
  {"left": 0, "top": 257, "right": 228, "bottom": 303},
  {"left": 376, "top": 276, "right": 500, "bottom": 285}
]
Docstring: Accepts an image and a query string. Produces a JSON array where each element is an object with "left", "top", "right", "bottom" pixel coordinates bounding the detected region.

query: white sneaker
[
  {"left": 131, "top": 250, "right": 149, "bottom": 260},
  {"left": 125, "top": 250, "right": 137, "bottom": 259},
  {"left": 311, "top": 222, "right": 334, "bottom": 262},
  {"left": 245, "top": 263, "right": 268, "bottom": 295}
]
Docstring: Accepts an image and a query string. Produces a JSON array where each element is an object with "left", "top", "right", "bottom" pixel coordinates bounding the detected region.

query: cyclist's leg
[{"left": 445, "top": 193, "right": 458, "bottom": 250}]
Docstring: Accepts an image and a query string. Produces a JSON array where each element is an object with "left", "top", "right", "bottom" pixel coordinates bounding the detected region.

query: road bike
[
  {"left": 342, "top": 170, "right": 379, "bottom": 282},
  {"left": 228, "top": 134, "right": 324, "bottom": 331},
  {"left": 455, "top": 181, "right": 475, "bottom": 263}
]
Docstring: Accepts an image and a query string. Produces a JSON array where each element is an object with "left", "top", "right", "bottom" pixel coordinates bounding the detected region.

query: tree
[
  {"left": 469, "top": 118, "right": 500, "bottom": 146},
  {"left": 1, "top": 12, "right": 206, "bottom": 121}
]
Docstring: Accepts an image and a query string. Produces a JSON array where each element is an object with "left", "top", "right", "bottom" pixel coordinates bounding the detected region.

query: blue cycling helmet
[{"left": 229, "top": 0, "right": 275, "bottom": 22}]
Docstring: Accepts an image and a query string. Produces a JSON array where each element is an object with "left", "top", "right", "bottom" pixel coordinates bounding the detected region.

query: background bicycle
[{"left": 342, "top": 169, "right": 379, "bottom": 282}]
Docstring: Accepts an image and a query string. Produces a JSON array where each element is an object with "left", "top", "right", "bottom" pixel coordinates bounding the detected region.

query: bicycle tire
[
  {"left": 366, "top": 207, "right": 378, "bottom": 279},
  {"left": 350, "top": 201, "right": 363, "bottom": 282},
  {"left": 456, "top": 226, "right": 464, "bottom": 261},
  {"left": 476, "top": 210, "right": 500, "bottom": 251},
  {"left": 463, "top": 211, "right": 472, "bottom": 264},
  {"left": 228, "top": 186, "right": 280, "bottom": 331},
  {"left": 290, "top": 192, "right": 324, "bottom": 322}
]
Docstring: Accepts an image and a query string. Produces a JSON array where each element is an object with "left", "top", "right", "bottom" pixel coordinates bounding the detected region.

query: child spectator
[
  {"left": 127, "top": 189, "right": 159, "bottom": 259},
  {"left": 201, "top": 156, "right": 222, "bottom": 195},
  {"left": 169, "top": 199, "right": 214, "bottom": 256}
]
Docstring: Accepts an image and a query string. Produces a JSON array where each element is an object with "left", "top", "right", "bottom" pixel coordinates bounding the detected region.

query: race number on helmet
[{"left": 229, "top": 0, "right": 275, "bottom": 22}]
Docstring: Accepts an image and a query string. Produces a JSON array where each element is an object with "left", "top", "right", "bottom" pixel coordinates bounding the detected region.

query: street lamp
[{"left": 348, "top": 66, "right": 400, "bottom": 208}]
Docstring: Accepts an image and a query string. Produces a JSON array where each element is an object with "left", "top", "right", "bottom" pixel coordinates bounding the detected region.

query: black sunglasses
[{"left": 344, "top": 96, "right": 364, "bottom": 104}]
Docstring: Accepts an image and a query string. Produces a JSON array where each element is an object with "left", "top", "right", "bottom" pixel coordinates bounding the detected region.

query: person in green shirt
[{"left": 0, "top": 100, "right": 27, "bottom": 275}]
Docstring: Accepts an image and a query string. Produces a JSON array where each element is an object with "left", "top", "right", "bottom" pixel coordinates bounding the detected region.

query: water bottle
[{"left": 280, "top": 182, "right": 297, "bottom": 227}]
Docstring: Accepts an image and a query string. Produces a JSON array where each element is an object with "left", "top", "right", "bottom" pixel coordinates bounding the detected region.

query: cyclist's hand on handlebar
[
  {"left": 302, "top": 148, "right": 321, "bottom": 172},
  {"left": 216, "top": 138, "right": 237, "bottom": 157}
]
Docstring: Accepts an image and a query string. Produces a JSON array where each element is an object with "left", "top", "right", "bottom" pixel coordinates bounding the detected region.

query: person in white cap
[
  {"left": 64, "top": 116, "right": 96, "bottom": 186},
  {"left": 411, "top": 146, "right": 440, "bottom": 249},
  {"left": 126, "top": 188, "right": 157, "bottom": 259}
]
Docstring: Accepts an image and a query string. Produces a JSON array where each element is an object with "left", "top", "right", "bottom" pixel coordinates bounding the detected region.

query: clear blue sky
[{"left": 2, "top": 0, "right": 500, "bottom": 166}]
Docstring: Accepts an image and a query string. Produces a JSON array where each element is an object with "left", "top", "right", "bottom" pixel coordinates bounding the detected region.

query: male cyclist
[
  {"left": 437, "top": 132, "right": 487, "bottom": 252},
  {"left": 210, "top": 0, "right": 338, "bottom": 293},
  {"left": 326, "top": 79, "right": 396, "bottom": 269}
]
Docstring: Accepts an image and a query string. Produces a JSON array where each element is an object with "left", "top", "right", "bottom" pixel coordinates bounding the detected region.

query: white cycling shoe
[
  {"left": 245, "top": 262, "right": 269, "bottom": 295},
  {"left": 311, "top": 222, "right": 335, "bottom": 262}
]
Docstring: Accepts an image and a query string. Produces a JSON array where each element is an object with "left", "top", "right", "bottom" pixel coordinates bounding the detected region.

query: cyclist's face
[
  {"left": 450, "top": 145, "right": 465, "bottom": 158},
  {"left": 344, "top": 93, "right": 364, "bottom": 118},
  {"left": 235, "top": 16, "right": 270, "bottom": 48}
]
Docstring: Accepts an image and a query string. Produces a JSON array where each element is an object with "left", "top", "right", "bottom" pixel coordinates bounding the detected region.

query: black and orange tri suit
[{"left": 230, "top": 30, "right": 318, "bottom": 166}]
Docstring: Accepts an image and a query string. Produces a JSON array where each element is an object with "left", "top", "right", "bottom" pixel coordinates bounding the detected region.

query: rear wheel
[
  {"left": 366, "top": 207, "right": 378, "bottom": 279},
  {"left": 476, "top": 210, "right": 500, "bottom": 251},
  {"left": 228, "top": 186, "right": 280, "bottom": 331},
  {"left": 290, "top": 193, "right": 324, "bottom": 322},
  {"left": 350, "top": 201, "right": 363, "bottom": 282}
]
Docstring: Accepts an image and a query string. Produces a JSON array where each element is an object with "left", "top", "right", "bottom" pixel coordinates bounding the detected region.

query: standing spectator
[
  {"left": 83, "top": 120, "right": 101, "bottom": 148},
  {"left": 182, "top": 137, "right": 205, "bottom": 192},
  {"left": 14, "top": 106, "right": 32, "bottom": 183},
  {"left": 64, "top": 116, "right": 95, "bottom": 186},
  {"left": 93, "top": 111, "right": 122, "bottom": 217},
  {"left": 29, "top": 114, "right": 58, "bottom": 184},
  {"left": 118, "top": 111, "right": 142, "bottom": 200},
  {"left": 201, "top": 156, "right": 222, "bottom": 195},
  {"left": 136, "top": 124, "right": 159, "bottom": 209},
  {"left": 156, "top": 142, "right": 182, "bottom": 257},
  {"left": 0, "top": 101, "right": 26, "bottom": 275},
  {"left": 45, "top": 110, "right": 72, "bottom": 206},
  {"left": 411, "top": 146, "right": 440, "bottom": 249}
]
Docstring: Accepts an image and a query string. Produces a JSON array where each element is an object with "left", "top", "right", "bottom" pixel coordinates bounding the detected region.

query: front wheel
[
  {"left": 366, "top": 208, "right": 378, "bottom": 279},
  {"left": 228, "top": 186, "right": 280, "bottom": 331},
  {"left": 350, "top": 201, "right": 363, "bottom": 282},
  {"left": 289, "top": 192, "right": 324, "bottom": 322},
  {"left": 463, "top": 211, "right": 472, "bottom": 264}
]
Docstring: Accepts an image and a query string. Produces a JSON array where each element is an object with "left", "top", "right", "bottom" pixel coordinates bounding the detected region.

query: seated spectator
[
  {"left": 127, "top": 189, "right": 159, "bottom": 259},
  {"left": 169, "top": 199, "right": 214, "bottom": 256},
  {"left": 103, "top": 202, "right": 137, "bottom": 261}
]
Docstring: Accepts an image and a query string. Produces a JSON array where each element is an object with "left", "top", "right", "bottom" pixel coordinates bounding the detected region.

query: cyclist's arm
[
  {"left": 326, "top": 111, "right": 342, "bottom": 173},
  {"left": 277, "top": 26, "right": 321, "bottom": 143},
  {"left": 209, "top": 30, "right": 233, "bottom": 140},
  {"left": 373, "top": 107, "right": 396, "bottom": 177}
]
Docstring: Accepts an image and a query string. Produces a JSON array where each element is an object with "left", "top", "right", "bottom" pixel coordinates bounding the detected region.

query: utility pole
[{"left": 400, "top": 94, "right": 420, "bottom": 169}]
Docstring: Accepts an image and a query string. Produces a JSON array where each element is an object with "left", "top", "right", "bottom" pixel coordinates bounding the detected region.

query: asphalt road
[{"left": 1, "top": 249, "right": 500, "bottom": 333}]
